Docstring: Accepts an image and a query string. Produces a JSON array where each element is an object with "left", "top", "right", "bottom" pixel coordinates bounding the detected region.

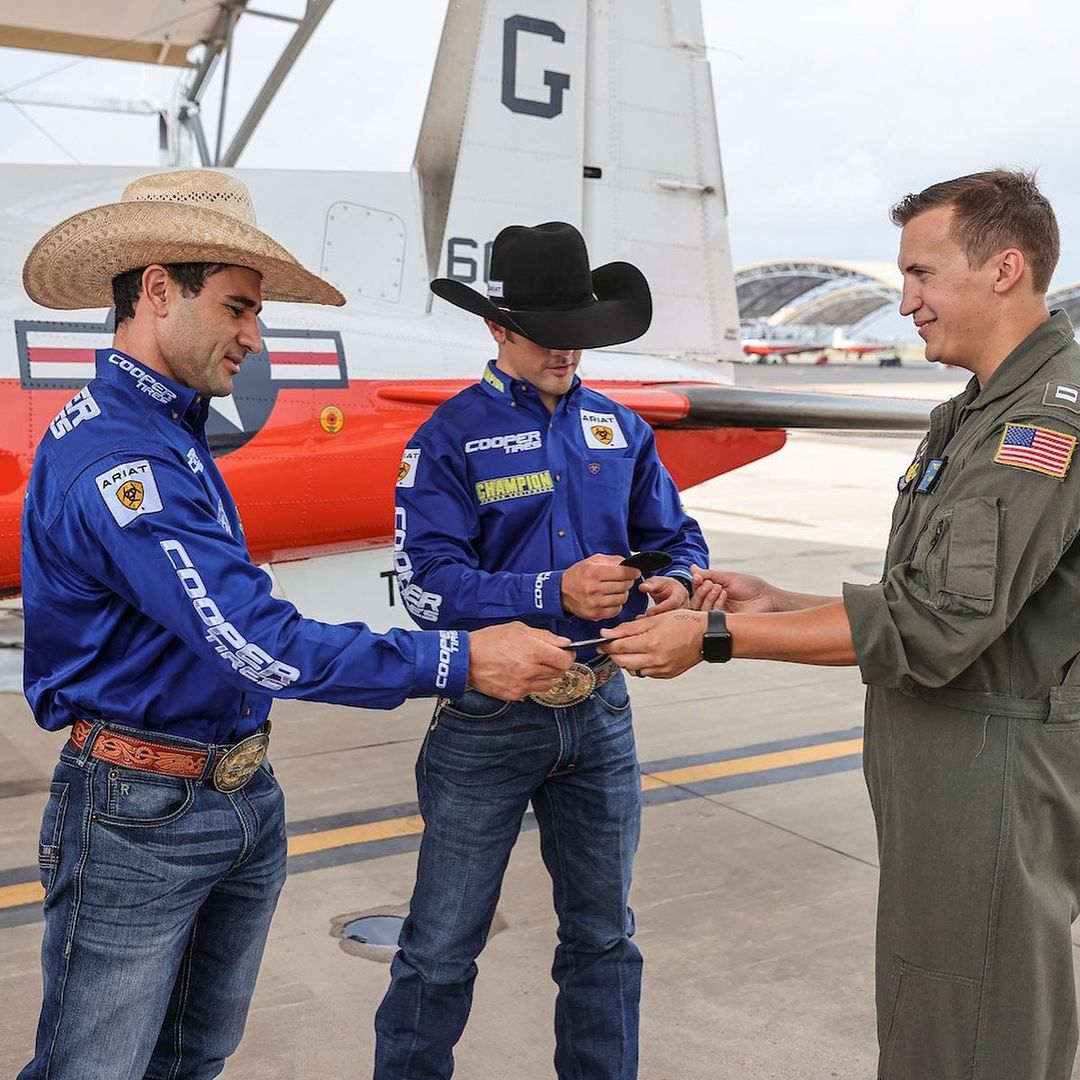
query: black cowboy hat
[{"left": 430, "top": 222, "right": 652, "bottom": 350}]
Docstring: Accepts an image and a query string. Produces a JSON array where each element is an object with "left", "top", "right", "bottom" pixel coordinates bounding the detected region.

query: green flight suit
[{"left": 843, "top": 311, "right": 1080, "bottom": 1080}]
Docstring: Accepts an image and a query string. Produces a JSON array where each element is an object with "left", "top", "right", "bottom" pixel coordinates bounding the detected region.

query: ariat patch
[
  {"left": 580, "top": 409, "right": 627, "bottom": 450},
  {"left": 993, "top": 422, "right": 1076, "bottom": 479},
  {"left": 396, "top": 448, "right": 421, "bottom": 488},
  {"left": 475, "top": 470, "right": 554, "bottom": 505},
  {"left": 1042, "top": 383, "right": 1080, "bottom": 415},
  {"left": 95, "top": 459, "right": 163, "bottom": 527}
]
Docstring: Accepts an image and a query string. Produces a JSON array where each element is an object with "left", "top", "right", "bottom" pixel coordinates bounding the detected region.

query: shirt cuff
[
  {"left": 526, "top": 570, "right": 565, "bottom": 617},
  {"left": 842, "top": 581, "right": 903, "bottom": 688},
  {"left": 410, "top": 628, "right": 469, "bottom": 698}
]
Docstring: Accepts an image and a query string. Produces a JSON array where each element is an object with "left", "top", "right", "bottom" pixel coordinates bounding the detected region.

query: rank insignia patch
[
  {"left": 1044, "top": 383, "right": 1080, "bottom": 414},
  {"left": 993, "top": 422, "right": 1076, "bottom": 479}
]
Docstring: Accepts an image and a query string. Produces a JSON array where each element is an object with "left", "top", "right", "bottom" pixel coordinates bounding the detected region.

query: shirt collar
[
  {"left": 962, "top": 309, "right": 1076, "bottom": 413},
  {"left": 95, "top": 348, "right": 207, "bottom": 429},
  {"left": 477, "top": 359, "right": 582, "bottom": 411}
]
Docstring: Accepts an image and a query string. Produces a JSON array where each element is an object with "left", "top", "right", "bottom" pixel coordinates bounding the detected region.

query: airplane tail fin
[{"left": 414, "top": 0, "right": 740, "bottom": 361}]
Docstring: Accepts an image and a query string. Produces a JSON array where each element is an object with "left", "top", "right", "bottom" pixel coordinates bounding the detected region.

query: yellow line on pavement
[
  {"left": 640, "top": 738, "right": 863, "bottom": 792},
  {"left": 0, "top": 739, "right": 862, "bottom": 913}
]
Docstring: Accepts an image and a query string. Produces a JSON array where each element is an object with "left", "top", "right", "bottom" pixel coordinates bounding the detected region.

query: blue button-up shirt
[
  {"left": 22, "top": 348, "right": 468, "bottom": 743},
  {"left": 394, "top": 361, "right": 708, "bottom": 646}
]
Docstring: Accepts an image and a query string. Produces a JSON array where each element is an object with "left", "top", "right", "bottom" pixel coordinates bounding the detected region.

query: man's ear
[
  {"left": 484, "top": 318, "right": 509, "bottom": 344},
  {"left": 141, "top": 265, "right": 172, "bottom": 316},
  {"left": 992, "top": 248, "right": 1026, "bottom": 295}
]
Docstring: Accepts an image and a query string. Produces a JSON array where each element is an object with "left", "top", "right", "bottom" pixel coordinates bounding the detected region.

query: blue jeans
[
  {"left": 374, "top": 669, "right": 642, "bottom": 1079},
  {"left": 19, "top": 722, "right": 287, "bottom": 1080}
]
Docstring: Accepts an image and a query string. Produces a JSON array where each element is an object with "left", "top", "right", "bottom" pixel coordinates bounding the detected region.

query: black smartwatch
[{"left": 701, "top": 610, "right": 732, "bottom": 663}]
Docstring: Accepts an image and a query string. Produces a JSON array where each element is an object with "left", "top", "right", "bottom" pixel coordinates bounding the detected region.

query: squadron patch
[
  {"left": 580, "top": 409, "right": 627, "bottom": 450},
  {"left": 993, "top": 422, "right": 1077, "bottom": 479},
  {"left": 96, "top": 459, "right": 163, "bottom": 527},
  {"left": 396, "top": 448, "right": 421, "bottom": 488},
  {"left": 915, "top": 457, "right": 947, "bottom": 494},
  {"left": 475, "top": 470, "right": 554, "bottom": 505},
  {"left": 1043, "top": 383, "right": 1080, "bottom": 415}
]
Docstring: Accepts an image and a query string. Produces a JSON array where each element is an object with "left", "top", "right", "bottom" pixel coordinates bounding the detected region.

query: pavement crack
[{"left": 700, "top": 794, "right": 879, "bottom": 870}]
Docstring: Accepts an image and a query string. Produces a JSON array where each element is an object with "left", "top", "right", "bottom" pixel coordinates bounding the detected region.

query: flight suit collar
[
  {"left": 95, "top": 348, "right": 207, "bottom": 431},
  {"left": 961, "top": 309, "right": 1074, "bottom": 414}
]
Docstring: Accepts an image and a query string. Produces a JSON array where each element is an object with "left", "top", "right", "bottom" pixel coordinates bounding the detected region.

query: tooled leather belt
[{"left": 67, "top": 718, "right": 270, "bottom": 793}]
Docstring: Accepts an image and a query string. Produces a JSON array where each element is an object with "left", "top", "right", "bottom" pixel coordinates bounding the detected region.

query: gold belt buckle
[
  {"left": 528, "top": 662, "right": 596, "bottom": 708},
  {"left": 213, "top": 731, "right": 269, "bottom": 792}
]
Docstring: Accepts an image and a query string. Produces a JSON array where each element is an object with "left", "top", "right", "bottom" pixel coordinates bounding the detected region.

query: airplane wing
[
  {"left": 378, "top": 383, "right": 932, "bottom": 431},
  {"left": 0, "top": 1, "right": 235, "bottom": 66}
]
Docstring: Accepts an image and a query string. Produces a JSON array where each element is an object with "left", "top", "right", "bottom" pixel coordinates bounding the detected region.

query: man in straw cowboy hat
[
  {"left": 17, "top": 170, "right": 574, "bottom": 1080},
  {"left": 374, "top": 222, "right": 708, "bottom": 1078}
]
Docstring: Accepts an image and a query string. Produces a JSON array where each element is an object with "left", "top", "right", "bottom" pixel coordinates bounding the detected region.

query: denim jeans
[
  {"left": 19, "top": 722, "right": 287, "bottom": 1080},
  {"left": 374, "top": 669, "right": 642, "bottom": 1079}
]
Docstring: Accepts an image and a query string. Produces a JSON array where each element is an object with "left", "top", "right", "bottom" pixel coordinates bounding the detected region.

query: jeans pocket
[
  {"left": 880, "top": 955, "right": 979, "bottom": 1079},
  {"left": 440, "top": 689, "right": 514, "bottom": 723},
  {"left": 592, "top": 670, "right": 630, "bottom": 715},
  {"left": 94, "top": 768, "right": 196, "bottom": 827},
  {"left": 38, "top": 781, "right": 70, "bottom": 897}
]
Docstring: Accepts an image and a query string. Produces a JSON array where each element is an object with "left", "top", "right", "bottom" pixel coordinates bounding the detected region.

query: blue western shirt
[
  {"left": 22, "top": 348, "right": 468, "bottom": 743},
  {"left": 394, "top": 361, "right": 708, "bottom": 646}
]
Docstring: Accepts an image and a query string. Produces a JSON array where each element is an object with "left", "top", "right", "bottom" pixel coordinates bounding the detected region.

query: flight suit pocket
[
  {"left": 880, "top": 956, "right": 979, "bottom": 1079},
  {"left": 916, "top": 498, "right": 999, "bottom": 615}
]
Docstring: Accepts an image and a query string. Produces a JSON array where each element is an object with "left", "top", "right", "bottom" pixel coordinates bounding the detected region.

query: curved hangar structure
[{"left": 736, "top": 260, "right": 902, "bottom": 334}]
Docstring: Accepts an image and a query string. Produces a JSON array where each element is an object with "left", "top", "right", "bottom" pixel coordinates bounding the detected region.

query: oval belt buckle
[
  {"left": 528, "top": 662, "right": 596, "bottom": 708},
  {"left": 213, "top": 731, "right": 270, "bottom": 792}
]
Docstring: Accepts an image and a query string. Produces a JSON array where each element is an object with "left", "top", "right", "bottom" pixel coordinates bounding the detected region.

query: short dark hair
[
  {"left": 890, "top": 170, "right": 1059, "bottom": 294},
  {"left": 111, "top": 262, "right": 232, "bottom": 324}
]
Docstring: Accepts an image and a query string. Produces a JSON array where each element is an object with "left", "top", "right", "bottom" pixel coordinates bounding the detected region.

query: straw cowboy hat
[
  {"left": 23, "top": 169, "right": 344, "bottom": 310},
  {"left": 430, "top": 222, "right": 651, "bottom": 350}
]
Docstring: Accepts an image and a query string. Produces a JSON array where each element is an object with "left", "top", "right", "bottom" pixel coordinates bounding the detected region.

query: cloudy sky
[{"left": 2, "top": 0, "right": 1079, "bottom": 288}]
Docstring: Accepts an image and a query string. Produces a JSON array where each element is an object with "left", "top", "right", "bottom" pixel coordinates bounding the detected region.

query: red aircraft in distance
[{"left": 0, "top": 0, "right": 928, "bottom": 627}]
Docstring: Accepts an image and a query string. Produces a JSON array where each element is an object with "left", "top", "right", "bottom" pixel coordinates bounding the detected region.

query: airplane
[{"left": 0, "top": 0, "right": 931, "bottom": 629}]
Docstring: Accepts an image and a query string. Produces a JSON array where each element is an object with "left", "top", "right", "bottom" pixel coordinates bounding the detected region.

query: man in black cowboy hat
[{"left": 374, "top": 222, "right": 708, "bottom": 1078}]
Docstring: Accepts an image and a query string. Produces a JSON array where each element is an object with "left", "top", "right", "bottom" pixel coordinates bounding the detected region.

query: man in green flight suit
[{"left": 599, "top": 170, "right": 1080, "bottom": 1079}]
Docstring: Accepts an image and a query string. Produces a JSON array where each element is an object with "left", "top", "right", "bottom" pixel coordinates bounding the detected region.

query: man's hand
[
  {"left": 637, "top": 575, "right": 690, "bottom": 617},
  {"left": 467, "top": 623, "right": 574, "bottom": 700},
  {"left": 560, "top": 554, "right": 640, "bottom": 620},
  {"left": 689, "top": 565, "right": 777, "bottom": 613},
  {"left": 598, "top": 610, "right": 707, "bottom": 679}
]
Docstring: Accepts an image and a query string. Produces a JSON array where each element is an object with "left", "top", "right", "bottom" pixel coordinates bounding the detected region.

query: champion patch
[
  {"left": 396, "top": 448, "right": 421, "bottom": 488},
  {"left": 580, "top": 409, "right": 627, "bottom": 450},
  {"left": 475, "top": 470, "right": 554, "bottom": 505},
  {"left": 993, "top": 422, "right": 1076, "bottom": 479},
  {"left": 96, "top": 460, "right": 163, "bottom": 527}
]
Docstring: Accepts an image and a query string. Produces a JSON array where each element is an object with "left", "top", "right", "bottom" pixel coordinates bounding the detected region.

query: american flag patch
[{"left": 993, "top": 422, "right": 1077, "bottom": 479}]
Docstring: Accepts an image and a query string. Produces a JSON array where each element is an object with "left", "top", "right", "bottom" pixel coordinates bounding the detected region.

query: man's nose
[
  {"left": 239, "top": 317, "right": 262, "bottom": 356},
  {"left": 899, "top": 287, "right": 920, "bottom": 318}
]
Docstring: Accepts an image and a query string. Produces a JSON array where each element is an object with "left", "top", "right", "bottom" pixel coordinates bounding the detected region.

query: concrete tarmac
[{"left": 3, "top": 363, "right": 1079, "bottom": 1079}]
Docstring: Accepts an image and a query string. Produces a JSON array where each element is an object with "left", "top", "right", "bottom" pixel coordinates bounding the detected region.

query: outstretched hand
[
  {"left": 467, "top": 623, "right": 573, "bottom": 700},
  {"left": 598, "top": 610, "right": 707, "bottom": 679},
  {"left": 689, "top": 565, "right": 777, "bottom": 613}
]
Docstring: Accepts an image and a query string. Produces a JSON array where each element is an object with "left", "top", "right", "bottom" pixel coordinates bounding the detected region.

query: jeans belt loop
[{"left": 72, "top": 719, "right": 107, "bottom": 767}]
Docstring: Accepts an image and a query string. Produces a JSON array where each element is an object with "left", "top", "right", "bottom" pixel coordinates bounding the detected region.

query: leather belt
[
  {"left": 68, "top": 719, "right": 269, "bottom": 793},
  {"left": 528, "top": 656, "right": 619, "bottom": 708}
]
